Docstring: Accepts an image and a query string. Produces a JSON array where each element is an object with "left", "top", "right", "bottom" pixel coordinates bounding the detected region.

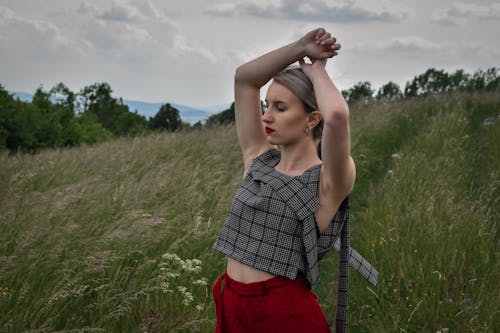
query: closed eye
[
  {"left": 263, "top": 100, "right": 288, "bottom": 113},
  {"left": 275, "top": 102, "right": 287, "bottom": 112}
]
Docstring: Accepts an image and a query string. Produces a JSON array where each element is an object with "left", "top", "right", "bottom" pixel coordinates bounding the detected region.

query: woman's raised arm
[{"left": 300, "top": 57, "right": 355, "bottom": 203}]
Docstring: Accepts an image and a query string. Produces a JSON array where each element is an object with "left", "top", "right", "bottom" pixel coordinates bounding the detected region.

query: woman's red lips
[{"left": 265, "top": 127, "right": 275, "bottom": 134}]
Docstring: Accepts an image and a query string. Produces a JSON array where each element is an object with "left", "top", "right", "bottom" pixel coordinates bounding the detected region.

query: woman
[{"left": 212, "top": 28, "right": 378, "bottom": 333}]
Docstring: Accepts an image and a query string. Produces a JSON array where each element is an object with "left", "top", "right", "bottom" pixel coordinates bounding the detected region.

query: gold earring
[{"left": 305, "top": 125, "right": 310, "bottom": 136}]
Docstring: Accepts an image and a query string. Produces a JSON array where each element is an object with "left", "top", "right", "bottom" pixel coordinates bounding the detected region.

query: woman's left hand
[{"left": 299, "top": 28, "right": 341, "bottom": 60}]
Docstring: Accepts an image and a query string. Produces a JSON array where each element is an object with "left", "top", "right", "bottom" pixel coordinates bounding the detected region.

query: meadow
[{"left": 0, "top": 92, "right": 498, "bottom": 332}]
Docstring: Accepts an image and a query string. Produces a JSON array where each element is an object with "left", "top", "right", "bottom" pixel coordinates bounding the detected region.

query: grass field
[{"left": 0, "top": 92, "right": 498, "bottom": 332}]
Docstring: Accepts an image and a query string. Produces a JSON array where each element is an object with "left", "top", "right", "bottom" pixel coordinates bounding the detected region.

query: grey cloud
[
  {"left": 349, "top": 37, "right": 441, "bottom": 54},
  {"left": 0, "top": 5, "right": 78, "bottom": 56},
  {"left": 349, "top": 36, "right": 500, "bottom": 62},
  {"left": 432, "top": 2, "right": 500, "bottom": 26},
  {"left": 205, "top": 0, "right": 409, "bottom": 23},
  {"left": 76, "top": 1, "right": 217, "bottom": 64},
  {"left": 78, "top": 0, "right": 171, "bottom": 23},
  {"left": 77, "top": 1, "right": 99, "bottom": 16},
  {"left": 98, "top": 3, "right": 139, "bottom": 22},
  {"left": 81, "top": 20, "right": 154, "bottom": 50},
  {"left": 384, "top": 37, "right": 440, "bottom": 53},
  {"left": 136, "top": 0, "right": 164, "bottom": 20},
  {"left": 76, "top": 1, "right": 177, "bottom": 53}
]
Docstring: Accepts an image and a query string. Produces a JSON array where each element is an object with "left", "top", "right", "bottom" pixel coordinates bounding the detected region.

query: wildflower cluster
[
  {"left": 436, "top": 328, "right": 449, "bottom": 333},
  {"left": 0, "top": 287, "right": 9, "bottom": 298},
  {"left": 377, "top": 235, "right": 397, "bottom": 247},
  {"left": 373, "top": 229, "right": 398, "bottom": 249},
  {"left": 156, "top": 252, "right": 208, "bottom": 310},
  {"left": 438, "top": 295, "right": 473, "bottom": 313},
  {"left": 391, "top": 153, "right": 403, "bottom": 160},
  {"left": 387, "top": 152, "right": 403, "bottom": 176}
]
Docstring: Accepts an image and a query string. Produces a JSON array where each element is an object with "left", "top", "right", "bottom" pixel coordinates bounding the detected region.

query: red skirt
[{"left": 212, "top": 271, "right": 331, "bottom": 333}]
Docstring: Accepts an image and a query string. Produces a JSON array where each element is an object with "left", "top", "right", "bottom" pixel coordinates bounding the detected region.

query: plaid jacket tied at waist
[{"left": 213, "top": 148, "right": 378, "bottom": 331}]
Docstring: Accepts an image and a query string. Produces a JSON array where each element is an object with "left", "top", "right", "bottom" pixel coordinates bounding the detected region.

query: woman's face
[{"left": 262, "top": 81, "right": 310, "bottom": 146}]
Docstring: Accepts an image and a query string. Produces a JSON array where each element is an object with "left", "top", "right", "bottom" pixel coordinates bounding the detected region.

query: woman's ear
[{"left": 308, "top": 111, "right": 322, "bottom": 129}]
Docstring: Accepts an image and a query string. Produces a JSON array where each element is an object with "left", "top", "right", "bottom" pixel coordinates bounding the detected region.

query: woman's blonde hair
[{"left": 273, "top": 66, "right": 324, "bottom": 156}]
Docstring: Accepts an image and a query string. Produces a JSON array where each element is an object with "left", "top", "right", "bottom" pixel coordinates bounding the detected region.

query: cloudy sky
[{"left": 0, "top": 0, "right": 499, "bottom": 108}]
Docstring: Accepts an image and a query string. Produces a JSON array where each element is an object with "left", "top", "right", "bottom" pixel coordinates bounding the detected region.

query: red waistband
[{"left": 221, "top": 271, "right": 307, "bottom": 296}]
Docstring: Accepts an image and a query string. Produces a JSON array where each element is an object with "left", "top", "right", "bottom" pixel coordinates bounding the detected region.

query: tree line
[
  {"left": 341, "top": 67, "right": 499, "bottom": 104},
  {"left": 0, "top": 82, "right": 190, "bottom": 154},
  {"left": 1, "top": 67, "right": 498, "bottom": 154}
]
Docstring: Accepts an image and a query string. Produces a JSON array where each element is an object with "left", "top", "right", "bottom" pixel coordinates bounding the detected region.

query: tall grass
[{"left": 0, "top": 92, "right": 498, "bottom": 332}]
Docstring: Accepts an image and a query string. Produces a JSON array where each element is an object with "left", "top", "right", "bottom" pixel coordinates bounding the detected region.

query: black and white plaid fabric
[{"left": 213, "top": 148, "right": 378, "bottom": 330}]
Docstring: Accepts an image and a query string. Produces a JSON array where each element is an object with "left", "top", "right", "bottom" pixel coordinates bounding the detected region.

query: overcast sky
[{"left": 1, "top": 0, "right": 499, "bottom": 108}]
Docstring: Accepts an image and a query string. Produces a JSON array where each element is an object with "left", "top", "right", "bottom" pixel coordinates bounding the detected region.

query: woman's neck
[{"left": 276, "top": 139, "right": 321, "bottom": 174}]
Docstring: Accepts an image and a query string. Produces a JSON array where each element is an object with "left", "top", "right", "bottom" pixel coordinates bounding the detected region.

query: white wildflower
[
  {"left": 160, "top": 281, "right": 173, "bottom": 294},
  {"left": 193, "top": 278, "right": 208, "bottom": 286},
  {"left": 391, "top": 153, "right": 402, "bottom": 159},
  {"left": 182, "top": 259, "right": 202, "bottom": 273},
  {"left": 436, "top": 329, "right": 449, "bottom": 333},
  {"left": 191, "top": 259, "right": 202, "bottom": 266},
  {"left": 162, "top": 253, "right": 182, "bottom": 264},
  {"left": 181, "top": 291, "right": 194, "bottom": 306},
  {"left": 166, "top": 272, "right": 180, "bottom": 279}
]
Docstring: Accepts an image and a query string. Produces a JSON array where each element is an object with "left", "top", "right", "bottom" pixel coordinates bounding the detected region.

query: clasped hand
[{"left": 298, "top": 27, "right": 340, "bottom": 77}]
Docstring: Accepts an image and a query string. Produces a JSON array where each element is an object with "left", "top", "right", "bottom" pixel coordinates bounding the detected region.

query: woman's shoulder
[{"left": 242, "top": 145, "right": 278, "bottom": 176}]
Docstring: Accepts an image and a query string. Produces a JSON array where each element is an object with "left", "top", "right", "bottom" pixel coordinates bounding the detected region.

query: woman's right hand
[{"left": 299, "top": 28, "right": 341, "bottom": 60}]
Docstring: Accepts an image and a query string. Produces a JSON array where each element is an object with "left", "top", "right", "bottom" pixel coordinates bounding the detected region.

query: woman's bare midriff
[{"left": 226, "top": 257, "right": 276, "bottom": 283}]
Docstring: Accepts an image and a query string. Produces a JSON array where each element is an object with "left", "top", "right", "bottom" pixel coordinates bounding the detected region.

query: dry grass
[{"left": 0, "top": 92, "right": 498, "bottom": 332}]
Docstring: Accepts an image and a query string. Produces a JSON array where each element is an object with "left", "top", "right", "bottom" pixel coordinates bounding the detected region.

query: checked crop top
[{"left": 212, "top": 148, "right": 378, "bottom": 289}]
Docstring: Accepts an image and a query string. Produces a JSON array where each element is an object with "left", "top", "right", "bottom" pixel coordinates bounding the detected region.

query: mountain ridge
[{"left": 12, "top": 91, "right": 230, "bottom": 125}]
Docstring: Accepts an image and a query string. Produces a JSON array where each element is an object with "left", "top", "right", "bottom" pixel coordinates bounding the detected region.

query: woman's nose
[{"left": 261, "top": 109, "right": 272, "bottom": 122}]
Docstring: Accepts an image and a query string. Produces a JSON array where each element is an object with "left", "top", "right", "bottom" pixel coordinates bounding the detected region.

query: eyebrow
[{"left": 265, "top": 99, "right": 288, "bottom": 107}]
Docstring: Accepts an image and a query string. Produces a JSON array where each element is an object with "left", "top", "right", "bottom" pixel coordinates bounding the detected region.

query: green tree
[
  {"left": 78, "top": 83, "right": 117, "bottom": 131},
  {"left": 1, "top": 85, "right": 57, "bottom": 153},
  {"left": 114, "top": 105, "right": 148, "bottom": 136},
  {"left": 342, "top": 81, "right": 374, "bottom": 104},
  {"left": 448, "top": 69, "right": 470, "bottom": 91},
  {"left": 149, "top": 103, "right": 182, "bottom": 132},
  {"left": 50, "top": 82, "right": 76, "bottom": 111},
  {"left": 49, "top": 83, "right": 79, "bottom": 147},
  {"left": 191, "top": 121, "right": 203, "bottom": 130},
  {"left": 78, "top": 83, "right": 147, "bottom": 136},
  {"left": 5, "top": 102, "right": 43, "bottom": 153},
  {"left": 205, "top": 102, "right": 235, "bottom": 126},
  {"left": 483, "top": 67, "right": 500, "bottom": 91},
  {"left": 32, "top": 86, "right": 52, "bottom": 113},
  {"left": 0, "top": 84, "right": 14, "bottom": 150},
  {"left": 404, "top": 68, "right": 450, "bottom": 97},
  {"left": 466, "top": 67, "right": 499, "bottom": 92},
  {"left": 376, "top": 81, "right": 403, "bottom": 101},
  {"left": 74, "top": 112, "right": 113, "bottom": 144}
]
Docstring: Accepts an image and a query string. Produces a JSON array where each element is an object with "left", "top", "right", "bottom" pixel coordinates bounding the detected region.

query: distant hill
[
  {"left": 124, "top": 100, "right": 213, "bottom": 124},
  {"left": 12, "top": 92, "right": 228, "bottom": 125},
  {"left": 12, "top": 92, "right": 33, "bottom": 103},
  {"left": 203, "top": 103, "right": 232, "bottom": 114}
]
